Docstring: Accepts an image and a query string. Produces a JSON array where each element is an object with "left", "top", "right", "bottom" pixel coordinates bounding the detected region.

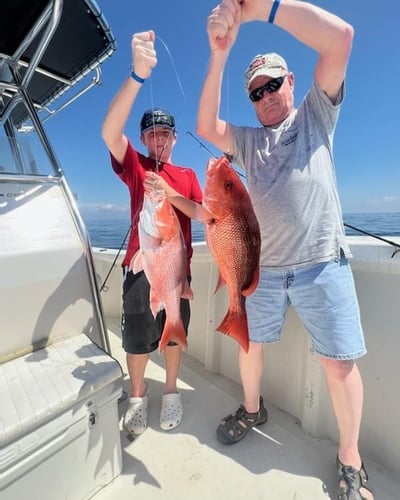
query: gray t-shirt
[{"left": 231, "top": 79, "right": 351, "bottom": 270}]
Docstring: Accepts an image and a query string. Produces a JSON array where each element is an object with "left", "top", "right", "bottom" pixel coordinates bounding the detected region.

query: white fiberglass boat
[{"left": 1, "top": 2, "right": 399, "bottom": 499}]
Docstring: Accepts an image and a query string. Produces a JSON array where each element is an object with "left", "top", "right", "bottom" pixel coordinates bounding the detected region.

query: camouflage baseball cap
[{"left": 244, "top": 53, "right": 288, "bottom": 90}]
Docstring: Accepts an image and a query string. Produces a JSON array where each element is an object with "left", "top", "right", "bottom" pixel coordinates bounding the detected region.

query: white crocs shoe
[
  {"left": 160, "top": 392, "right": 183, "bottom": 431},
  {"left": 124, "top": 393, "right": 148, "bottom": 435}
]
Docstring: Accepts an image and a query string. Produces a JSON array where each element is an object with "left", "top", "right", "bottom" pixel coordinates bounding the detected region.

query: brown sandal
[
  {"left": 216, "top": 396, "right": 268, "bottom": 445},
  {"left": 336, "top": 456, "right": 374, "bottom": 500}
]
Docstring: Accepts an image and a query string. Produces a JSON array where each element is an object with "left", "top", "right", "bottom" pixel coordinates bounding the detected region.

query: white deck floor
[{"left": 95, "top": 318, "right": 399, "bottom": 500}]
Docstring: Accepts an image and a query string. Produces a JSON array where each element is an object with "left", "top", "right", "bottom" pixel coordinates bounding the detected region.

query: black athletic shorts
[{"left": 121, "top": 269, "right": 191, "bottom": 354}]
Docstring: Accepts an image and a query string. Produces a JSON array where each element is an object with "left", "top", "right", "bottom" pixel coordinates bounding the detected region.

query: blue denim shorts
[{"left": 246, "top": 257, "right": 366, "bottom": 360}]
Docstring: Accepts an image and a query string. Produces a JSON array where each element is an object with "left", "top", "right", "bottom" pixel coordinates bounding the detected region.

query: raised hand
[
  {"left": 131, "top": 30, "right": 157, "bottom": 80},
  {"left": 207, "top": 0, "right": 241, "bottom": 52},
  {"left": 144, "top": 171, "right": 169, "bottom": 198}
]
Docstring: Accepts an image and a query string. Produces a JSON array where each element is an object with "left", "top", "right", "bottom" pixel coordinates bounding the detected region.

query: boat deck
[{"left": 96, "top": 318, "right": 400, "bottom": 500}]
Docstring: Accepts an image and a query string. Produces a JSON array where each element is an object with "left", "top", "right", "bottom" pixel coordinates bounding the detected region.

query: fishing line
[
  {"left": 156, "top": 35, "right": 186, "bottom": 102},
  {"left": 225, "top": 57, "right": 233, "bottom": 159},
  {"left": 146, "top": 65, "right": 161, "bottom": 171},
  {"left": 150, "top": 34, "right": 187, "bottom": 171},
  {"left": 101, "top": 35, "right": 188, "bottom": 290},
  {"left": 147, "top": 83, "right": 172, "bottom": 172}
]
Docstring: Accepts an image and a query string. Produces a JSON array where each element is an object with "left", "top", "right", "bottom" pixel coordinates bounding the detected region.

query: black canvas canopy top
[{"left": 0, "top": 0, "right": 116, "bottom": 127}]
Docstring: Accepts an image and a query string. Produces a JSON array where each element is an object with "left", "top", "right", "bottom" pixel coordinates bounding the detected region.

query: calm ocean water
[{"left": 84, "top": 212, "right": 399, "bottom": 250}]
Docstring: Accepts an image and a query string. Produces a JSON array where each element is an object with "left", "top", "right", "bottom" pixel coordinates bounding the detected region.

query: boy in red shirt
[{"left": 102, "top": 30, "right": 209, "bottom": 435}]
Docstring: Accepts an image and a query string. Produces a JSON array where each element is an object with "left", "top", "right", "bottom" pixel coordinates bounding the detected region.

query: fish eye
[{"left": 225, "top": 180, "right": 233, "bottom": 190}]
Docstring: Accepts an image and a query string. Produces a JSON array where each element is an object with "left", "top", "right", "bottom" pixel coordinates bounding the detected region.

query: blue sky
[{"left": 44, "top": 0, "right": 400, "bottom": 219}]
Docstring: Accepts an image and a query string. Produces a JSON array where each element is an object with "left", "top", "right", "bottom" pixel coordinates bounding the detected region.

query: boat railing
[
  {"left": 93, "top": 237, "right": 400, "bottom": 479},
  {"left": 0, "top": 0, "right": 118, "bottom": 353}
]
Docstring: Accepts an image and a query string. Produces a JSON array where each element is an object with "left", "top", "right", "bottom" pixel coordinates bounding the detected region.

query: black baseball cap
[{"left": 140, "top": 108, "right": 176, "bottom": 134}]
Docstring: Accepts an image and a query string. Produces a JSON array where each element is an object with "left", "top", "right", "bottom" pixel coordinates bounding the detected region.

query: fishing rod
[
  {"left": 187, "top": 131, "right": 217, "bottom": 159},
  {"left": 186, "top": 131, "right": 246, "bottom": 179},
  {"left": 100, "top": 36, "right": 184, "bottom": 293},
  {"left": 99, "top": 132, "right": 239, "bottom": 293},
  {"left": 100, "top": 223, "right": 131, "bottom": 292},
  {"left": 99, "top": 126, "right": 170, "bottom": 292},
  {"left": 344, "top": 223, "right": 400, "bottom": 258},
  {"left": 99, "top": 131, "right": 172, "bottom": 292},
  {"left": 187, "top": 131, "right": 400, "bottom": 257}
]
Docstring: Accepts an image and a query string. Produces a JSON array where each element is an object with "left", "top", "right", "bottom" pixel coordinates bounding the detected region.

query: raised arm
[
  {"left": 197, "top": 0, "right": 354, "bottom": 151},
  {"left": 196, "top": 0, "right": 241, "bottom": 154},
  {"left": 101, "top": 30, "right": 157, "bottom": 164},
  {"left": 239, "top": 0, "right": 354, "bottom": 102},
  {"left": 144, "top": 172, "right": 213, "bottom": 224}
]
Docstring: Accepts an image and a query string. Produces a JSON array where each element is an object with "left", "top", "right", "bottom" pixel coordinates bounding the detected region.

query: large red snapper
[
  {"left": 203, "top": 156, "right": 260, "bottom": 352},
  {"left": 130, "top": 190, "right": 193, "bottom": 351}
]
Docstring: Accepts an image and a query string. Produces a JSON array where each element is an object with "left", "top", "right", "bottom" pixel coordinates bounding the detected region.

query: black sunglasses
[{"left": 248, "top": 76, "right": 286, "bottom": 102}]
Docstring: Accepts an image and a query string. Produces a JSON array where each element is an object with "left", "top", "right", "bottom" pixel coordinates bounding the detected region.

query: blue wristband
[
  {"left": 130, "top": 71, "right": 145, "bottom": 84},
  {"left": 268, "top": 0, "right": 280, "bottom": 24}
]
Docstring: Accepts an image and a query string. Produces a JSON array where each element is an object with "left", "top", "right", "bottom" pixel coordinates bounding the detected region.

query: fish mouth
[
  {"left": 145, "top": 189, "right": 165, "bottom": 204},
  {"left": 143, "top": 193, "right": 164, "bottom": 218},
  {"left": 206, "top": 157, "right": 217, "bottom": 174},
  {"left": 206, "top": 156, "right": 233, "bottom": 177}
]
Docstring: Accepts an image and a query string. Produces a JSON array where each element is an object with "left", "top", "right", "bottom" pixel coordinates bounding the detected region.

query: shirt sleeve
[
  {"left": 190, "top": 171, "right": 203, "bottom": 204},
  {"left": 110, "top": 140, "right": 139, "bottom": 186},
  {"left": 307, "top": 78, "right": 344, "bottom": 135}
]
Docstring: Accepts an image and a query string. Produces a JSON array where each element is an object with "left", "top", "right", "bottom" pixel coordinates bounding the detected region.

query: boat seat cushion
[{"left": 0, "top": 334, "right": 122, "bottom": 447}]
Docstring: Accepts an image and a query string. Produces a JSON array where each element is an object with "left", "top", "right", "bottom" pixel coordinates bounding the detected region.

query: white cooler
[{"left": 0, "top": 334, "right": 123, "bottom": 500}]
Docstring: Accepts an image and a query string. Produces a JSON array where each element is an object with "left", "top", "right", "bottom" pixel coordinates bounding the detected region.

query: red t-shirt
[{"left": 110, "top": 141, "right": 203, "bottom": 272}]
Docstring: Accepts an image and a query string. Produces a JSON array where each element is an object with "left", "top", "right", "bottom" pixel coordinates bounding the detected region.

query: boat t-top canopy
[{"left": 0, "top": 0, "right": 116, "bottom": 128}]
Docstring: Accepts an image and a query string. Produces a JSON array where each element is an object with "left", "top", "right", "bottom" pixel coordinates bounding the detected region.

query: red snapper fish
[
  {"left": 203, "top": 156, "right": 260, "bottom": 352},
  {"left": 130, "top": 189, "right": 193, "bottom": 351}
]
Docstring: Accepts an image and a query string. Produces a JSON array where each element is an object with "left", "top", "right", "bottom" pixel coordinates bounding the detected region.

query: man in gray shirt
[{"left": 197, "top": 1, "right": 373, "bottom": 499}]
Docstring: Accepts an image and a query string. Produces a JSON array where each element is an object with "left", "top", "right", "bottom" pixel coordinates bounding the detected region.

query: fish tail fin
[
  {"left": 217, "top": 308, "right": 249, "bottom": 353},
  {"left": 159, "top": 320, "right": 188, "bottom": 352}
]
